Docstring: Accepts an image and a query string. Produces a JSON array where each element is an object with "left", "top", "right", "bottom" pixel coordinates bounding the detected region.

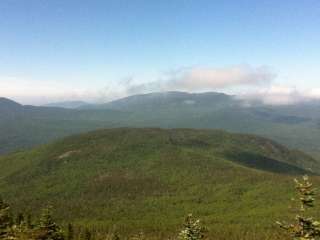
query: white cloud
[
  {"left": 0, "top": 76, "right": 99, "bottom": 105},
  {"left": 167, "top": 65, "right": 275, "bottom": 91},
  {"left": 1, "top": 66, "right": 319, "bottom": 106},
  {"left": 125, "top": 65, "right": 275, "bottom": 94},
  {"left": 239, "top": 85, "right": 320, "bottom": 105}
]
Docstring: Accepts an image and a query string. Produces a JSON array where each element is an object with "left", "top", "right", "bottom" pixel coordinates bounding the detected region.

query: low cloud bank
[
  {"left": 166, "top": 65, "right": 274, "bottom": 90},
  {"left": 124, "top": 65, "right": 320, "bottom": 105},
  {"left": 1, "top": 65, "right": 319, "bottom": 106},
  {"left": 0, "top": 77, "right": 99, "bottom": 105},
  {"left": 238, "top": 86, "right": 320, "bottom": 105},
  {"left": 125, "top": 65, "right": 274, "bottom": 94}
]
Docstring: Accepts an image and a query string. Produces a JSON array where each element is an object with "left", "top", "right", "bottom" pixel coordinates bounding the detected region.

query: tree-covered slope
[
  {"left": 98, "top": 92, "right": 320, "bottom": 158},
  {"left": 0, "top": 128, "right": 319, "bottom": 237},
  {"left": 2, "top": 92, "right": 320, "bottom": 160},
  {"left": 0, "top": 98, "right": 126, "bottom": 155}
]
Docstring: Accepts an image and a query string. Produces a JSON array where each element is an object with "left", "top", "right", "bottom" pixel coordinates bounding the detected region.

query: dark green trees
[
  {"left": 178, "top": 214, "right": 205, "bottom": 240},
  {"left": 15, "top": 213, "right": 24, "bottom": 226},
  {"left": 67, "top": 224, "right": 73, "bottom": 240},
  {"left": 277, "top": 175, "right": 320, "bottom": 239},
  {"left": 0, "top": 196, "right": 66, "bottom": 240},
  {"left": 83, "top": 228, "right": 91, "bottom": 240},
  {"left": 35, "top": 207, "right": 64, "bottom": 240},
  {"left": 0, "top": 197, "right": 12, "bottom": 239}
]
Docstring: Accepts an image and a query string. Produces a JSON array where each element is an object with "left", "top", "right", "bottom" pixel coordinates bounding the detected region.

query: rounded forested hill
[{"left": 0, "top": 128, "right": 319, "bottom": 237}]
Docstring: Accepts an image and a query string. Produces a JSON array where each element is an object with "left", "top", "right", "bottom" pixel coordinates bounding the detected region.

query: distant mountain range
[
  {"left": 2, "top": 93, "right": 320, "bottom": 236},
  {"left": 43, "top": 101, "right": 89, "bottom": 109},
  {"left": 1, "top": 91, "right": 320, "bottom": 160}
]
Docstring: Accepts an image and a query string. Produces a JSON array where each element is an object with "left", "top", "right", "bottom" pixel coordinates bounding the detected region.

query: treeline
[
  {"left": 0, "top": 198, "right": 205, "bottom": 240},
  {"left": 0, "top": 201, "right": 65, "bottom": 240},
  {"left": 1, "top": 176, "right": 320, "bottom": 240},
  {"left": 0, "top": 200, "right": 117, "bottom": 240}
]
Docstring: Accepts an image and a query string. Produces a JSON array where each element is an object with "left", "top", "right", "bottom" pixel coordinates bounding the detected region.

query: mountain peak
[
  {"left": 0, "top": 97, "right": 22, "bottom": 108},
  {"left": 43, "top": 101, "right": 89, "bottom": 109},
  {"left": 96, "top": 91, "right": 234, "bottom": 111}
]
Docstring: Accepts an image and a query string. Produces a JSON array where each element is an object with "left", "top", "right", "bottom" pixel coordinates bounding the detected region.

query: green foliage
[
  {"left": 82, "top": 228, "right": 91, "bottom": 240},
  {"left": 15, "top": 213, "right": 24, "bottom": 226},
  {"left": 10, "top": 221, "right": 34, "bottom": 240},
  {"left": 1, "top": 128, "right": 319, "bottom": 239},
  {"left": 0, "top": 197, "right": 12, "bottom": 239},
  {"left": 26, "top": 214, "right": 34, "bottom": 229},
  {"left": 278, "top": 176, "right": 320, "bottom": 239},
  {"left": 66, "top": 224, "right": 73, "bottom": 240},
  {"left": 178, "top": 214, "right": 205, "bottom": 240},
  {"left": 111, "top": 233, "right": 120, "bottom": 240},
  {"left": 2, "top": 173, "right": 320, "bottom": 239},
  {"left": 35, "top": 207, "right": 64, "bottom": 240},
  {"left": 0, "top": 197, "right": 67, "bottom": 240}
]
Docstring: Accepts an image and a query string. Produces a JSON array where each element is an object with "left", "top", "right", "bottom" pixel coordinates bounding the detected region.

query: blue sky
[{"left": 0, "top": 0, "right": 319, "bottom": 104}]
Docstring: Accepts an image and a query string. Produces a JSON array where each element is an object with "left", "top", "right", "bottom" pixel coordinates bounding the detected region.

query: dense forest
[{"left": 1, "top": 176, "right": 319, "bottom": 240}]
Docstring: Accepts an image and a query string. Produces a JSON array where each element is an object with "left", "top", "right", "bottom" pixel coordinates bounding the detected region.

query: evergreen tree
[
  {"left": 11, "top": 220, "right": 32, "bottom": 240},
  {"left": 15, "top": 213, "right": 24, "bottom": 226},
  {"left": 26, "top": 213, "right": 34, "bottom": 229},
  {"left": 178, "top": 214, "right": 205, "bottom": 240},
  {"left": 83, "top": 228, "right": 91, "bottom": 240},
  {"left": 112, "top": 233, "right": 120, "bottom": 240},
  {"left": 277, "top": 175, "right": 320, "bottom": 240},
  {"left": 0, "top": 197, "right": 12, "bottom": 239},
  {"left": 67, "top": 223, "right": 73, "bottom": 240},
  {"left": 35, "top": 207, "right": 64, "bottom": 240}
]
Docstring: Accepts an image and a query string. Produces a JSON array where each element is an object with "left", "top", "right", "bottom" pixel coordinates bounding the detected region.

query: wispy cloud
[
  {"left": 238, "top": 85, "right": 320, "bottom": 105},
  {"left": 0, "top": 76, "right": 99, "bottom": 105},
  {"left": 167, "top": 65, "right": 274, "bottom": 90},
  {"left": 1, "top": 65, "right": 320, "bottom": 106},
  {"left": 125, "top": 65, "right": 275, "bottom": 94},
  {"left": 103, "top": 67, "right": 320, "bottom": 105}
]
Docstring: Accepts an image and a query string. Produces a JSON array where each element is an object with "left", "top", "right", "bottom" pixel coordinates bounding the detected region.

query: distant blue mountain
[
  {"left": 43, "top": 101, "right": 89, "bottom": 109},
  {"left": 1, "top": 91, "right": 320, "bottom": 160}
]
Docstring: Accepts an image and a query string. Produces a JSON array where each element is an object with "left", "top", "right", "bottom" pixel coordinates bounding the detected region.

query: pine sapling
[
  {"left": 178, "top": 214, "right": 205, "bottom": 240},
  {"left": 0, "top": 197, "right": 13, "bottom": 239},
  {"left": 277, "top": 175, "right": 320, "bottom": 240}
]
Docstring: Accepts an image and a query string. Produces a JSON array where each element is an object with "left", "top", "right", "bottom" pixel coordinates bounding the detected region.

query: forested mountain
[
  {"left": 1, "top": 92, "right": 320, "bottom": 159},
  {"left": 1, "top": 128, "right": 319, "bottom": 238}
]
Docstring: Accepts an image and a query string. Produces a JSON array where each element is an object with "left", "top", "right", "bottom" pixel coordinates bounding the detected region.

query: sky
[{"left": 0, "top": 0, "right": 320, "bottom": 105}]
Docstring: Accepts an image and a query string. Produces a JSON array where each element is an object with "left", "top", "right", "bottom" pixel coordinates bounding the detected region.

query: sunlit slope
[{"left": 0, "top": 128, "right": 319, "bottom": 235}]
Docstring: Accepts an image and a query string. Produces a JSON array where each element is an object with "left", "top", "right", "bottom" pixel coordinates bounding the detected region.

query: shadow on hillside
[{"left": 224, "top": 151, "right": 310, "bottom": 175}]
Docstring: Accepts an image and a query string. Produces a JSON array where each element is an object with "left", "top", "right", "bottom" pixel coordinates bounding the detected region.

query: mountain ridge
[
  {"left": 43, "top": 101, "right": 89, "bottom": 109},
  {"left": 1, "top": 91, "right": 320, "bottom": 160},
  {"left": 1, "top": 127, "right": 319, "bottom": 237},
  {"left": 0, "top": 97, "right": 22, "bottom": 108}
]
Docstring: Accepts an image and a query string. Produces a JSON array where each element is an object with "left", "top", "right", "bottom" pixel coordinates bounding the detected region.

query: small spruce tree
[
  {"left": 15, "top": 213, "right": 24, "bottom": 226},
  {"left": 277, "top": 175, "right": 320, "bottom": 240},
  {"left": 35, "top": 207, "right": 64, "bottom": 240},
  {"left": 0, "top": 197, "right": 13, "bottom": 239},
  {"left": 10, "top": 219, "right": 33, "bottom": 240},
  {"left": 83, "top": 228, "right": 91, "bottom": 240},
  {"left": 26, "top": 213, "right": 33, "bottom": 229},
  {"left": 178, "top": 214, "right": 205, "bottom": 240},
  {"left": 67, "top": 223, "right": 74, "bottom": 240},
  {"left": 112, "top": 233, "right": 120, "bottom": 240}
]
